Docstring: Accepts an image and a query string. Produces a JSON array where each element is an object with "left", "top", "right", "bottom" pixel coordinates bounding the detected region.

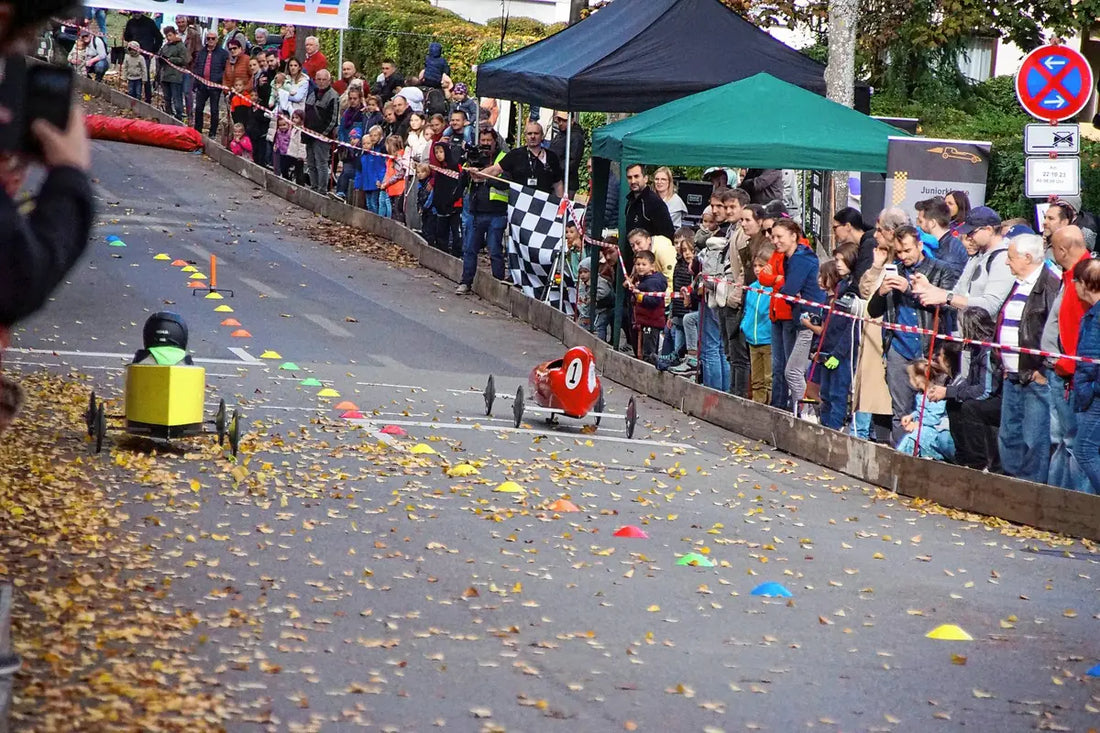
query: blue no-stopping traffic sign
[{"left": 1015, "top": 44, "right": 1094, "bottom": 122}]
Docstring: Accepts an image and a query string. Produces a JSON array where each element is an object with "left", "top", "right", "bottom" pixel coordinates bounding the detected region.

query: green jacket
[{"left": 158, "top": 40, "right": 191, "bottom": 84}]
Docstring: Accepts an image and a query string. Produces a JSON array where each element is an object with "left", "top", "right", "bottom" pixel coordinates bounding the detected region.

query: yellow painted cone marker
[
  {"left": 154, "top": 253, "right": 170, "bottom": 260},
  {"left": 214, "top": 304, "right": 234, "bottom": 312},
  {"left": 259, "top": 350, "right": 282, "bottom": 359},
  {"left": 926, "top": 624, "right": 973, "bottom": 641},
  {"left": 205, "top": 292, "right": 224, "bottom": 299},
  {"left": 181, "top": 265, "right": 197, "bottom": 272},
  {"left": 446, "top": 463, "right": 479, "bottom": 477},
  {"left": 189, "top": 272, "right": 208, "bottom": 280},
  {"left": 410, "top": 443, "right": 438, "bottom": 455},
  {"left": 494, "top": 481, "right": 526, "bottom": 493},
  {"left": 316, "top": 387, "right": 340, "bottom": 397}
]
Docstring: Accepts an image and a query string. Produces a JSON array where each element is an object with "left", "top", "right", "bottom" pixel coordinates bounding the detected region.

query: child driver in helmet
[{"left": 132, "top": 312, "right": 195, "bottom": 366}]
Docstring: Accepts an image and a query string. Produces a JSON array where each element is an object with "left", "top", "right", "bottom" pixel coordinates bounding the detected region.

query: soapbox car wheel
[
  {"left": 94, "top": 403, "right": 106, "bottom": 453},
  {"left": 85, "top": 391, "right": 97, "bottom": 437},
  {"left": 594, "top": 391, "right": 605, "bottom": 426},
  {"left": 484, "top": 375, "right": 495, "bottom": 416},
  {"left": 512, "top": 386, "right": 524, "bottom": 429},
  {"left": 215, "top": 399, "right": 227, "bottom": 445},
  {"left": 228, "top": 409, "right": 242, "bottom": 456},
  {"left": 626, "top": 396, "right": 638, "bottom": 439}
]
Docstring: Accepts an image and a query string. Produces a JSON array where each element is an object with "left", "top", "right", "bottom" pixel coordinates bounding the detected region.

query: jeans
[
  {"left": 667, "top": 316, "right": 686, "bottom": 357},
  {"left": 818, "top": 357, "right": 852, "bottom": 430},
  {"left": 335, "top": 166, "right": 356, "bottom": 199},
  {"left": 998, "top": 374, "right": 1051, "bottom": 485},
  {"left": 127, "top": 79, "right": 143, "bottom": 99},
  {"left": 183, "top": 74, "right": 194, "bottom": 120},
  {"left": 852, "top": 412, "right": 871, "bottom": 440},
  {"left": 1073, "top": 406, "right": 1100, "bottom": 494},
  {"left": 885, "top": 348, "right": 918, "bottom": 444},
  {"left": 193, "top": 84, "right": 221, "bottom": 137},
  {"left": 1049, "top": 373, "right": 1089, "bottom": 492},
  {"left": 364, "top": 190, "right": 383, "bottom": 214},
  {"left": 785, "top": 327, "right": 812, "bottom": 414},
  {"left": 461, "top": 212, "right": 507, "bottom": 285},
  {"left": 87, "top": 58, "right": 108, "bottom": 82},
  {"left": 682, "top": 309, "right": 700, "bottom": 353},
  {"left": 593, "top": 310, "right": 610, "bottom": 342},
  {"left": 306, "top": 139, "right": 331, "bottom": 192},
  {"left": 699, "top": 304, "right": 729, "bottom": 391},
  {"left": 87, "top": 8, "right": 107, "bottom": 36},
  {"left": 162, "top": 81, "right": 184, "bottom": 119},
  {"left": 770, "top": 320, "right": 794, "bottom": 410},
  {"left": 428, "top": 211, "right": 462, "bottom": 255},
  {"left": 749, "top": 344, "right": 771, "bottom": 404},
  {"left": 897, "top": 426, "right": 955, "bottom": 461}
]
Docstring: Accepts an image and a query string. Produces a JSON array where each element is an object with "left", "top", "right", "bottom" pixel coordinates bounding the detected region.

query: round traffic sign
[{"left": 1014, "top": 44, "right": 1094, "bottom": 122}]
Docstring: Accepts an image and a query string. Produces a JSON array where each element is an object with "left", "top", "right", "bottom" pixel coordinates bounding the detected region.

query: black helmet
[{"left": 142, "top": 312, "right": 188, "bottom": 350}]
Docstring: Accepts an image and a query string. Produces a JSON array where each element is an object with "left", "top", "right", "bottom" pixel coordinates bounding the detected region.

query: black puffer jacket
[{"left": 625, "top": 185, "right": 674, "bottom": 239}]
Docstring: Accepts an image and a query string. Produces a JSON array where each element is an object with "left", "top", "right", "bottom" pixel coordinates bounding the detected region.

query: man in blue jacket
[
  {"left": 868, "top": 225, "right": 959, "bottom": 443},
  {"left": 192, "top": 31, "right": 229, "bottom": 138}
]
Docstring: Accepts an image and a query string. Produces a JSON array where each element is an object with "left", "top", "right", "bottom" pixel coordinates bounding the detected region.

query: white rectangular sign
[
  {"left": 1025, "top": 156, "right": 1080, "bottom": 198},
  {"left": 1024, "top": 123, "right": 1080, "bottom": 155},
  {"left": 92, "top": 0, "right": 351, "bottom": 30}
]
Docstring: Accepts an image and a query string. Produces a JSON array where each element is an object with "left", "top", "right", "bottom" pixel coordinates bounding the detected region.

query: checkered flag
[{"left": 507, "top": 184, "right": 568, "bottom": 307}]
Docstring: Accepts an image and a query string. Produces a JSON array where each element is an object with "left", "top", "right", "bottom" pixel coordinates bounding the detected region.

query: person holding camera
[
  {"left": 0, "top": 2, "right": 94, "bottom": 356},
  {"left": 455, "top": 128, "right": 508, "bottom": 295}
]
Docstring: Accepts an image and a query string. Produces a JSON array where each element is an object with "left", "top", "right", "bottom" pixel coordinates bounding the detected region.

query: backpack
[{"left": 423, "top": 87, "right": 448, "bottom": 118}]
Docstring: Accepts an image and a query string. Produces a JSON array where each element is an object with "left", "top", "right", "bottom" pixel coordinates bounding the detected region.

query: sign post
[{"left": 1015, "top": 42, "right": 1092, "bottom": 206}]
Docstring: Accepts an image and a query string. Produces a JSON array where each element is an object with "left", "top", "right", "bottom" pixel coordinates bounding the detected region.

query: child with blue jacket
[
  {"left": 741, "top": 248, "right": 773, "bottom": 404},
  {"left": 802, "top": 260, "right": 853, "bottom": 430},
  {"left": 355, "top": 125, "right": 388, "bottom": 214}
]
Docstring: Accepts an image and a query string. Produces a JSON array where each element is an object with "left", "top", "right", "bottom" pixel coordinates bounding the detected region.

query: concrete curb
[{"left": 80, "top": 79, "right": 1100, "bottom": 541}]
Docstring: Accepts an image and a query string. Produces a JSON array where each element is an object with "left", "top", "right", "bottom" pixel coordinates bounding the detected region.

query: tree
[{"left": 724, "top": 0, "right": 1100, "bottom": 95}]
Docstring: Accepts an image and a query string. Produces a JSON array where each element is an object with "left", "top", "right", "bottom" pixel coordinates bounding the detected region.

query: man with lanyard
[
  {"left": 472, "top": 121, "right": 563, "bottom": 198},
  {"left": 455, "top": 129, "right": 509, "bottom": 295}
]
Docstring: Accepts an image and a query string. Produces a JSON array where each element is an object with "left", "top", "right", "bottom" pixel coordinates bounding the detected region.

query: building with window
[{"left": 431, "top": 0, "right": 572, "bottom": 25}]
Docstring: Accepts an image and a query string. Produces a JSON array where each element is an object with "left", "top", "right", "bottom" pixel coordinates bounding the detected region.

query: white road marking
[
  {"left": 303, "top": 313, "right": 352, "bottom": 338},
  {"left": 355, "top": 381, "right": 425, "bottom": 391},
  {"left": 344, "top": 417, "right": 694, "bottom": 450},
  {"left": 11, "top": 347, "right": 259, "bottom": 366},
  {"left": 228, "top": 347, "right": 261, "bottom": 364},
  {"left": 239, "top": 277, "right": 287, "bottom": 299}
]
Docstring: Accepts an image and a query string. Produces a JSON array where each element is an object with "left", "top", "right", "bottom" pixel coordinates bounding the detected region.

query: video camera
[{"left": 0, "top": 55, "right": 73, "bottom": 154}]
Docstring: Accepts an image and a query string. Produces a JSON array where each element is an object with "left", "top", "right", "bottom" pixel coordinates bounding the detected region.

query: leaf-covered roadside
[{"left": 0, "top": 372, "right": 226, "bottom": 731}]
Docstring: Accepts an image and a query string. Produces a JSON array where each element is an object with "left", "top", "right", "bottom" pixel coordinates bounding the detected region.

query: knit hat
[
  {"left": 127, "top": 40, "right": 140, "bottom": 50},
  {"left": 579, "top": 256, "right": 594, "bottom": 273},
  {"left": 453, "top": 82, "right": 468, "bottom": 96}
]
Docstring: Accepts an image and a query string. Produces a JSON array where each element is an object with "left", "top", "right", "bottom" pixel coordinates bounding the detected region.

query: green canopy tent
[{"left": 586, "top": 73, "right": 909, "bottom": 344}]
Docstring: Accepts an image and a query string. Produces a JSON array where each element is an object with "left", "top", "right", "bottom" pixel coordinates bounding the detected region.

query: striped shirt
[{"left": 997, "top": 266, "right": 1042, "bottom": 374}]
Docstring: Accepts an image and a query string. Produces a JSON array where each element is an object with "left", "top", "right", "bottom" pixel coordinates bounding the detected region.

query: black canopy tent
[{"left": 475, "top": 0, "right": 870, "bottom": 113}]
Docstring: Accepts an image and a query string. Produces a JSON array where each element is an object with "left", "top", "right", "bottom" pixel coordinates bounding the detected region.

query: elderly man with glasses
[{"left": 191, "top": 30, "right": 229, "bottom": 138}]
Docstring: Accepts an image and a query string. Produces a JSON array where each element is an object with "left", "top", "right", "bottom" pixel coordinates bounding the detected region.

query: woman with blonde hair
[{"left": 653, "top": 166, "right": 687, "bottom": 228}]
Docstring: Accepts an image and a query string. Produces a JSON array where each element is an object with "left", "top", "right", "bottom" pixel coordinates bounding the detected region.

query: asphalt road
[{"left": 8, "top": 140, "right": 1100, "bottom": 732}]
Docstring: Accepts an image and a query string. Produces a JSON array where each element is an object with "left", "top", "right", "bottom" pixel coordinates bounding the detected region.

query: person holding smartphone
[
  {"left": 866, "top": 225, "right": 959, "bottom": 444},
  {"left": 0, "top": 2, "right": 93, "bottom": 322}
]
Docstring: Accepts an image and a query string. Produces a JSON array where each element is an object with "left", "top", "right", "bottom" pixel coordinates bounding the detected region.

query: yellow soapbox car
[{"left": 83, "top": 363, "right": 242, "bottom": 455}]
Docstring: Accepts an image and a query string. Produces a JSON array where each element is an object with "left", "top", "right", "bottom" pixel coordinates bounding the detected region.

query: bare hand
[
  {"left": 926, "top": 385, "right": 947, "bottom": 401},
  {"left": 900, "top": 414, "right": 913, "bottom": 430},
  {"left": 884, "top": 275, "right": 909, "bottom": 292},
  {"left": 872, "top": 247, "right": 890, "bottom": 269},
  {"left": 32, "top": 103, "right": 90, "bottom": 172},
  {"left": 917, "top": 285, "right": 948, "bottom": 307}
]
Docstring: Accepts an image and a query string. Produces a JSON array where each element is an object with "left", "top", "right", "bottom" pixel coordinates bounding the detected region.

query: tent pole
[
  {"left": 338, "top": 29, "right": 344, "bottom": 70},
  {"left": 559, "top": 117, "right": 572, "bottom": 309}
]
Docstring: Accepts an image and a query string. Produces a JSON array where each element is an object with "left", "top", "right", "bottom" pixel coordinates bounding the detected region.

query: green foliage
[
  {"left": 873, "top": 75, "right": 1098, "bottom": 221},
  {"left": 306, "top": 0, "right": 553, "bottom": 92}
]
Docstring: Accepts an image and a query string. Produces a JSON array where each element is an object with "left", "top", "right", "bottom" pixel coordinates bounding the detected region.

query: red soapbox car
[{"left": 483, "top": 346, "right": 638, "bottom": 438}]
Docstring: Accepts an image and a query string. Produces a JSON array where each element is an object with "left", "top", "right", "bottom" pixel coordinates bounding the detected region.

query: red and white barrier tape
[{"left": 73, "top": 24, "right": 464, "bottom": 179}]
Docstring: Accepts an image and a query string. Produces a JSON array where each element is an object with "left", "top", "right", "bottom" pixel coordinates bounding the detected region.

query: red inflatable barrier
[{"left": 85, "top": 114, "right": 204, "bottom": 152}]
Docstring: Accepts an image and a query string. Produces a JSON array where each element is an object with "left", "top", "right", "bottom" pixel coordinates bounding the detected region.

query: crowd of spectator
[
  {"left": 73, "top": 13, "right": 1100, "bottom": 496},
  {"left": 612, "top": 176, "right": 1097, "bottom": 496}
]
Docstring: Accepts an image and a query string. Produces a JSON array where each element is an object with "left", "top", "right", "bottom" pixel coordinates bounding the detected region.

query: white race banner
[{"left": 92, "top": 0, "right": 351, "bottom": 30}]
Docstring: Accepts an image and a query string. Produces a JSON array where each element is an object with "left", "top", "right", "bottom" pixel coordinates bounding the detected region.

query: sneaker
[
  {"left": 655, "top": 353, "right": 679, "bottom": 372},
  {"left": 668, "top": 356, "right": 698, "bottom": 374},
  {"left": 455, "top": 283, "right": 470, "bottom": 295}
]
